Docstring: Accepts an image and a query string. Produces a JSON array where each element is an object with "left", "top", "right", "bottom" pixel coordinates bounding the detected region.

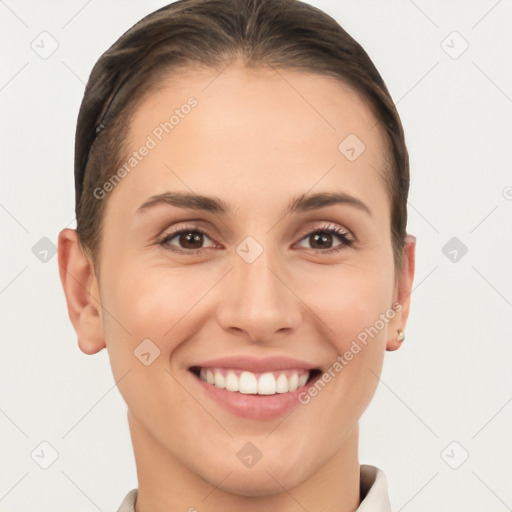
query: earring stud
[{"left": 397, "top": 329, "right": 405, "bottom": 342}]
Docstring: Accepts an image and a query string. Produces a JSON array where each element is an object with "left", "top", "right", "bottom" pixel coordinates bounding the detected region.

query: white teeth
[
  {"left": 239, "top": 371, "right": 258, "bottom": 394},
  {"left": 258, "top": 372, "right": 277, "bottom": 395},
  {"left": 288, "top": 373, "right": 298, "bottom": 392},
  {"left": 276, "top": 373, "right": 289, "bottom": 393},
  {"left": 225, "top": 371, "right": 239, "bottom": 392},
  {"left": 214, "top": 371, "right": 225, "bottom": 389},
  {"left": 298, "top": 373, "right": 308, "bottom": 387},
  {"left": 197, "top": 368, "right": 311, "bottom": 395}
]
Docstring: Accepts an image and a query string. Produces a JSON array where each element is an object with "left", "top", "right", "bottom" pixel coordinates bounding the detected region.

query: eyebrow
[{"left": 136, "top": 191, "right": 371, "bottom": 216}]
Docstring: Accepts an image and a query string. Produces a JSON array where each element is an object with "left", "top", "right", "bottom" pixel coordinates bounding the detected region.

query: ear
[
  {"left": 386, "top": 234, "right": 416, "bottom": 351},
  {"left": 57, "top": 228, "right": 106, "bottom": 355}
]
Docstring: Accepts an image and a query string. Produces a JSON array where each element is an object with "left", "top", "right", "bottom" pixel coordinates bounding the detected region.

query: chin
[
  {"left": 215, "top": 468, "right": 301, "bottom": 497},
  {"left": 200, "top": 453, "right": 314, "bottom": 498}
]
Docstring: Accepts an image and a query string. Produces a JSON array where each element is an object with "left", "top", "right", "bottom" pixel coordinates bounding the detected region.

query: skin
[{"left": 58, "top": 61, "right": 415, "bottom": 512}]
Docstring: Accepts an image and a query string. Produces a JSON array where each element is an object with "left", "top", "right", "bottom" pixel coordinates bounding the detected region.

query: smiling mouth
[{"left": 189, "top": 366, "right": 322, "bottom": 395}]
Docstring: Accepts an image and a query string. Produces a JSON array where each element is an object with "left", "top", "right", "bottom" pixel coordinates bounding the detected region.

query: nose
[{"left": 216, "top": 245, "right": 303, "bottom": 344}]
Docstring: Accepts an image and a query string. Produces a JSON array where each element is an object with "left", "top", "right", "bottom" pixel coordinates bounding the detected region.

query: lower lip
[{"left": 190, "top": 371, "right": 321, "bottom": 420}]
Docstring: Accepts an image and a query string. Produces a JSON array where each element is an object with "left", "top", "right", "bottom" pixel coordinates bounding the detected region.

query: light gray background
[{"left": 1, "top": 1, "right": 511, "bottom": 510}]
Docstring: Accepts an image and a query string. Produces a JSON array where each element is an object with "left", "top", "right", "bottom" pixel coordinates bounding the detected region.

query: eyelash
[{"left": 158, "top": 223, "right": 355, "bottom": 255}]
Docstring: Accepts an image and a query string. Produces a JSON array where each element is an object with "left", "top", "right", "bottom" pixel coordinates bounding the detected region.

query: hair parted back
[{"left": 75, "top": 0, "right": 409, "bottom": 274}]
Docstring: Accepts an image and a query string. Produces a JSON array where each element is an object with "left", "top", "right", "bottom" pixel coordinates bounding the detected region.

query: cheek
[
  {"left": 98, "top": 257, "right": 227, "bottom": 391},
  {"left": 302, "top": 260, "right": 395, "bottom": 342},
  {"left": 299, "top": 262, "right": 394, "bottom": 403},
  {"left": 101, "top": 262, "right": 199, "bottom": 350},
  {"left": 98, "top": 264, "right": 203, "bottom": 430}
]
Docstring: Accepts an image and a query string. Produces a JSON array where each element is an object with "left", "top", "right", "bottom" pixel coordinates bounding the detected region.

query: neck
[{"left": 130, "top": 411, "right": 361, "bottom": 512}]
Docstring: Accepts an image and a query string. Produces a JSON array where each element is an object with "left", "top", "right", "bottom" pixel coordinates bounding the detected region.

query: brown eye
[
  {"left": 179, "top": 231, "right": 205, "bottom": 249},
  {"left": 296, "top": 224, "right": 354, "bottom": 254},
  {"left": 160, "top": 228, "right": 216, "bottom": 253},
  {"left": 310, "top": 232, "right": 335, "bottom": 250}
]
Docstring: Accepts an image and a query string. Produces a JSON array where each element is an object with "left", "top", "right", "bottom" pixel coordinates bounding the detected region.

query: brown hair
[{"left": 75, "top": 0, "right": 409, "bottom": 274}]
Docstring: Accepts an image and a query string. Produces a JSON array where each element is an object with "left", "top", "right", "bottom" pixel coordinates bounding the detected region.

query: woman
[{"left": 58, "top": 0, "right": 415, "bottom": 510}]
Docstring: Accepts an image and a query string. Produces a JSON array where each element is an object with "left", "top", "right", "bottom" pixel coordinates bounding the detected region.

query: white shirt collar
[
  {"left": 358, "top": 464, "right": 391, "bottom": 512},
  {"left": 117, "top": 464, "right": 391, "bottom": 512}
]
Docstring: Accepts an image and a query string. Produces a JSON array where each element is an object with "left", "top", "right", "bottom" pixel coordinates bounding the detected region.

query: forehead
[
  {"left": 129, "top": 63, "right": 383, "bottom": 148},
  {"left": 109, "top": 63, "right": 390, "bottom": 216}
]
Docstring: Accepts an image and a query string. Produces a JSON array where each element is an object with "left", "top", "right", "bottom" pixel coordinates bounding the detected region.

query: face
[{"left": 63, "top": 62, "right": 414, "bottom": 495}]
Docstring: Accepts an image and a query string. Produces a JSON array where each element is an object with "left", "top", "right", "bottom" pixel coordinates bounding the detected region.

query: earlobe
[
  {"left": 386, "top": 234, "right": 416, "bottom": 351},
  {"left": 57, "top": 228, "right": 106, "bottom": 355}
]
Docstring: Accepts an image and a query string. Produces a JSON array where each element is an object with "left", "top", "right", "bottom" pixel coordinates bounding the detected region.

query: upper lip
[{"left": 190, "top": 355, "right": 319, "bottom": 373}]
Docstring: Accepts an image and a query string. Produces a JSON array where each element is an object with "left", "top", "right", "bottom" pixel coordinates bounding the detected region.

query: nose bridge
[
  {"left": 239, "top": 246, "right": 282, "bottom": 304},
  {"left": 217, "top": 238, "right": 302, "bottom": 339}
]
